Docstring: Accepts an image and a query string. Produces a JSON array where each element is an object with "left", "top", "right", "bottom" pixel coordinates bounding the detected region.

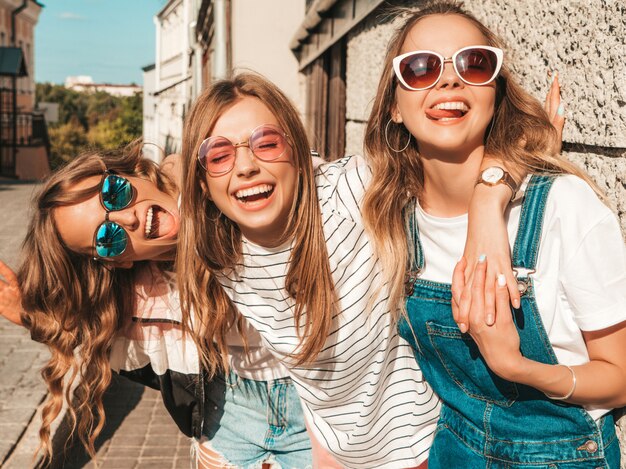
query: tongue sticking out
[
  {"left": 149, "top": 206, "right": 174, "bottom": 238},
  {"left": 425, "top": 108, "right": 466, "bottom": 119}
]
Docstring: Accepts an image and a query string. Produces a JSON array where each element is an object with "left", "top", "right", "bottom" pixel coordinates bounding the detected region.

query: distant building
[
  {"left": 144, "top": 0, "right": 306, "bottom": 162},
  {"left": 0, "top": 0, "right": 49, "bottom": 180},
  {"left": 195, "top": 0, "right": 305, "bottom": 113},
  {"left": 141, "top": 63, "right": 159, "bottom": 162},
  {"left": 64, "top": 75, "right": 142, "bottom": 97}
]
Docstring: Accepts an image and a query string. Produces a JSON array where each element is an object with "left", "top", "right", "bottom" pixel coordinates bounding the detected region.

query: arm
[
  {"left": 160, "top": 153, "right": 182, "bottom": 192},
  {"left": 465, "top": 213, "right": 626, "bottom": 408},
  {"left": 0, "top": 261, "right": 23, "bottom": 326},
  {"left": 452, "top": 76, "right": 566, "bottom": 331}
]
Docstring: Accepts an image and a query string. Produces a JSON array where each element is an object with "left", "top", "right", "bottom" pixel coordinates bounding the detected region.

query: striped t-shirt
[{"left": 217, "top": 155, "right": 440, "bottom": 468}]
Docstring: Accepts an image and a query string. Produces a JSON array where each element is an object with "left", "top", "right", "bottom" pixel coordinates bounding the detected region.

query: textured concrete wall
[
  {"left": 345, "top": 0, "right": 626, "bottom": 231},
  {"left": 344, "top": 0, "right": 625, "bottom": 464}
]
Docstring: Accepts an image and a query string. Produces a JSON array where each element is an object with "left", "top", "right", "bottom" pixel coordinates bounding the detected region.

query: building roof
[{"left": 0, "top": 47, "right": 27, "bottom": 77}]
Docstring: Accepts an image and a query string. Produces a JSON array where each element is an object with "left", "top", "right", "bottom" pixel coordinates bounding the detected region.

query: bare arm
[
  {"left": 467, "top": 260, "right": 626, "bottom": 409},
  {"left": 160, "top": 153, "right": 182, "bottom": 193},
  {"left": 452, "top": 74, "right": 566, "bottom": 331}
]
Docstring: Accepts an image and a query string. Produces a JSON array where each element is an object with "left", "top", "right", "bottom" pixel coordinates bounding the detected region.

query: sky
[{"left": 35, "top": 0, "right": 168, "bottom": 85}]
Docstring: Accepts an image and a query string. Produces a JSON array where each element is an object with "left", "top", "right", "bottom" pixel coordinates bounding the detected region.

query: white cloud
[{"left": 58, "top": 12, "right": 86, "bottom": 21}]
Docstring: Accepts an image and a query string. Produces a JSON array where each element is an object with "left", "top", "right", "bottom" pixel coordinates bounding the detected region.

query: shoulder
[
  {"left": 314, "top": 155, "right": 371, "bottom": 221},
  {"left": 543, "top": 174, "right": 614, "bottom": 229}
]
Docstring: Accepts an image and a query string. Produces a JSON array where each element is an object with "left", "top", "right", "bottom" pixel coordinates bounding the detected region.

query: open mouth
[
  {"left": 234, "top": 184, "right": 275, "bottom": 203},
  {"left": 425, "top": 101, "right": 469, "bottom": 121},
  {"left": 144, "top": 205, "right": 174, "bottom": 239}
]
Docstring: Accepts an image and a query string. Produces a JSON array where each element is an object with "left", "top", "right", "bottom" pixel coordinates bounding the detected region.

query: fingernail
[
  {"left": 486, "top": 314, "right": 494, "bottom": 325},
  {"left": 497, "top": 274, "right": 506, "bottom": 287},
  {"left": 478, "top": 254, "right": 486, "bottom": 263},
  {"left": 459, "top": 323, "right": 467, "bottom": 333},
  {"left": 551, "top": 70, "right": 558, "bottom": 83},
  {"left": 513, "top": 299, "right": 521, "bottom": 309},
  {"left": 557, "top": 104, "right": 565, "bottom": 116}
]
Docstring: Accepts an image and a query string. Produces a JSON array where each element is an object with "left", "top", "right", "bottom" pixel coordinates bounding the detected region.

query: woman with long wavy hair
[
  {"left": 362, "top": 2, "right": 625, "bottom": 467},
  {"left": 1, "top": 140, "right": 313, "bottom": 468}
]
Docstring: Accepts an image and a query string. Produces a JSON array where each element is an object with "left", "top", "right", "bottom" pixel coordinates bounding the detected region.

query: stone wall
[
  {"left": 344, "top": 0, "right": 625, "bottom": 464},
  {"left": 344, "top": 0, "right": 626, "bottom": 232}
]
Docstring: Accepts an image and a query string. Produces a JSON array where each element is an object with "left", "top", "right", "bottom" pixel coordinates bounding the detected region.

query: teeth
[
  {"left": 432, "top": 101, "right": 469, "bottom": 112},
  {"left": 235, "top": 184, "right": 273, "bottom": 199},
  {"left": 145, "top": 206, "right": 153, "bottom": 238}
]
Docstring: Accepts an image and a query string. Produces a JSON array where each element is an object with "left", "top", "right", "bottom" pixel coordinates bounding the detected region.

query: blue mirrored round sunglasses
[{"left": 93, "top": 173, "right": 133, "bottom": 259}]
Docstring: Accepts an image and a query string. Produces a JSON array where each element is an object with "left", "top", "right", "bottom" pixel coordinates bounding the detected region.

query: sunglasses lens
[
  {"left": 102, "top": 175, "right": 133, "bottom": 211},
  {"left": 199, "top": 137, "right": 236, "bottom": 174},
  {"left": 455, "top": 48, "right": 499, "bottom": 85},
  {"left": 95, "top": 221, "right": 127, "bottom": 258},
  {"left": 250, "top": 126, "right": 288, "bottom": 161},
  {"left": 398, "top": 52, "right": 442, "bottom": 90}
]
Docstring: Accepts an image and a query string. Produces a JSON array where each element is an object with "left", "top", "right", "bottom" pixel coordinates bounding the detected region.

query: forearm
[{"left": 513, "top": 357, "right": 626, "bottom": 408}]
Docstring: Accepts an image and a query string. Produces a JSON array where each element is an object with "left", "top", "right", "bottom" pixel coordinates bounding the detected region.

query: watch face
[{"left": 482, "top": 167, "right": 504, "bottom": 184}]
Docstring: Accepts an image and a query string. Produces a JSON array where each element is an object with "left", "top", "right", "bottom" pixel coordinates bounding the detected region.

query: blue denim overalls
[{"left": 398, "top": 175, "right": 620, "bottom": 468}]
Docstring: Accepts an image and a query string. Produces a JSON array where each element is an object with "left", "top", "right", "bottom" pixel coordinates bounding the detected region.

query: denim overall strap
[
  {"left": 511, "top": 175, "right": 556, "bottom": 270},
  {"left": 510, "top": 174, "right": 559, "bottom": 365},
  {"left": 405, "top": 199, "right": 424, "bottom": 296}
]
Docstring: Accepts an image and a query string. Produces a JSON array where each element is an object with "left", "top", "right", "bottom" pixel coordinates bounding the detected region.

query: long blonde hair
[
  {"left": 177, "top": 73, "right": 335, "bottom": 376},
  {"left": 18, "top": 141, "right": 175, "bottom": 464},
  {"left": 362, "top": 1, "right": 600, "bottom": 316}
]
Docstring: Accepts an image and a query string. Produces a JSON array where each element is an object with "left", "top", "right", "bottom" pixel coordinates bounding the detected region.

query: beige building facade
[{"left": 0, "top": 0, "right": 49, "bottom": 179}]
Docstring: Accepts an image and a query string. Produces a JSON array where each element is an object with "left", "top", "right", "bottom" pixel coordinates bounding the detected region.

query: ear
[
  {"left": 199, "top": 179, "right": 212, "bottom": 200},
  {"left": 390, "top": 102, "right": 403, "bottom": 124}
]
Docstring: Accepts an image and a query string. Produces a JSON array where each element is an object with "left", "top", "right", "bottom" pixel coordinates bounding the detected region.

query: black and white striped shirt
[{"left": 218, "top": 156, "right": 440, "bottom": 468}]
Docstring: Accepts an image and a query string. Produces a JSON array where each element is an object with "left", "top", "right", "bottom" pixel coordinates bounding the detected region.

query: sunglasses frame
[
  {"left": 393, "top": 45, "right": 504, "bottom": 91},
  {"left": 197, "top": 123, "right": 291, "bottom": 177},
  {"left": 92, "top": 171, "right": 134, "bottom": 260}
]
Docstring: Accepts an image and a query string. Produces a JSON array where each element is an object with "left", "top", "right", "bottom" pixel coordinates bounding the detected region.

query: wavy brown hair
[
  {"left": 18, "top": 141, "right": 175, "bottom": 465},
  {"left": 362, "top": 1, "right": 600, "bottom": 316},
  {"left": 177, "top": 73, "right": 335, "bottom": 377}
]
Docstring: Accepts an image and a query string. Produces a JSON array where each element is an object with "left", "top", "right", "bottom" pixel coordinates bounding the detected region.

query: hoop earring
[{"left": 385, "top": 119, "right": 411, "bottom": 153}]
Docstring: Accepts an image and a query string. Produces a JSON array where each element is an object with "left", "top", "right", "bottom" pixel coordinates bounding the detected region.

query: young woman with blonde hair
[
  {"left": 0, "top": 141, "right": 313, "bottom": 468},
  {"left": 362, "top": 1, "right": 626, "bottom": 466}
]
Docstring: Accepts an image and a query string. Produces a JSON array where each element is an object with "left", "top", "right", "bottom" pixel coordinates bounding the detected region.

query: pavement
[{"left": 0, "top": 180, "right": 191, "bottom": 469}]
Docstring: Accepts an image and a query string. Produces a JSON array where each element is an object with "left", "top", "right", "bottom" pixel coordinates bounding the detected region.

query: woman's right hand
[{"left": 0, "top": 261, "right": 24, "bottom": 326}]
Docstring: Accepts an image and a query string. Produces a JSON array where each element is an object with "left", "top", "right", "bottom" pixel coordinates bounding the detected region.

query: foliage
[{"left": 36, "top": 83, "right": 143, "bottom": 170}]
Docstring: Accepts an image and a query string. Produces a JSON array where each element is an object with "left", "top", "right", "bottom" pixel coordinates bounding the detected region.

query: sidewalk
[{"left": 0, "top": 181, "right": 190, "bottom": 468}]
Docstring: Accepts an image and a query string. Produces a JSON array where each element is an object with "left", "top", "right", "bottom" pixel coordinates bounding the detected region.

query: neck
[{"left": 418, "top": 143, "right": 485, "bottom": 217}]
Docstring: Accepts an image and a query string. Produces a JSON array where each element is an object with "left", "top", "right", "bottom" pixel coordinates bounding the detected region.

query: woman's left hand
[
  {"left": 544, "top": 72, "right": 565, "bottom": 154},
  {"left": 461, "top": 257, "right": 525, "bottom": 380}
]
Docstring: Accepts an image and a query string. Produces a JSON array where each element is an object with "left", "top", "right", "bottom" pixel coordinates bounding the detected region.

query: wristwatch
[{"left": 476, "top": 166, "right": 519, "bottom": 200}]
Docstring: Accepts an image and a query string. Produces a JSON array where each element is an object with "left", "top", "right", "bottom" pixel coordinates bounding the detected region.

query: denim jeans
[{"left": 199, "top": 371, "right": 312, "bottom": 468}]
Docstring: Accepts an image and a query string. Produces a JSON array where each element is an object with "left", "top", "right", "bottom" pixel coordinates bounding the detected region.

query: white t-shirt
[
  {"left": 217, "top": 156, "right": 440, "bottom": 469},
  {"left": 415, "top": 174, "right": 626, "bottom": 420}
]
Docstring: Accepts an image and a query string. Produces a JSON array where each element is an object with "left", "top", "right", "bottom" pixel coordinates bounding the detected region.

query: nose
[
  {"left": 435, "top": 59, "right": 464, "bottom": 90},
  {"left": 233, "top": 145, "right": 260, "bottom": 178},
  {"left": 107, "top": 208, "right": 140, "bottom": 231}
]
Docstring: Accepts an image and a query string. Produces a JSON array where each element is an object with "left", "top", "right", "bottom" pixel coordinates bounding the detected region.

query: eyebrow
[{"left": 209, "top": 139, "right": 233, "bottom": 148}]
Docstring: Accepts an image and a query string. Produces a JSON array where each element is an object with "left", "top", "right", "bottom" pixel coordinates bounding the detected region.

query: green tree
[
  {"left": 48, "top": 121, "right": 89, "bottom": 169},
  {"left": 36, "top": 83, "right": 143, "bottom": 169}
]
